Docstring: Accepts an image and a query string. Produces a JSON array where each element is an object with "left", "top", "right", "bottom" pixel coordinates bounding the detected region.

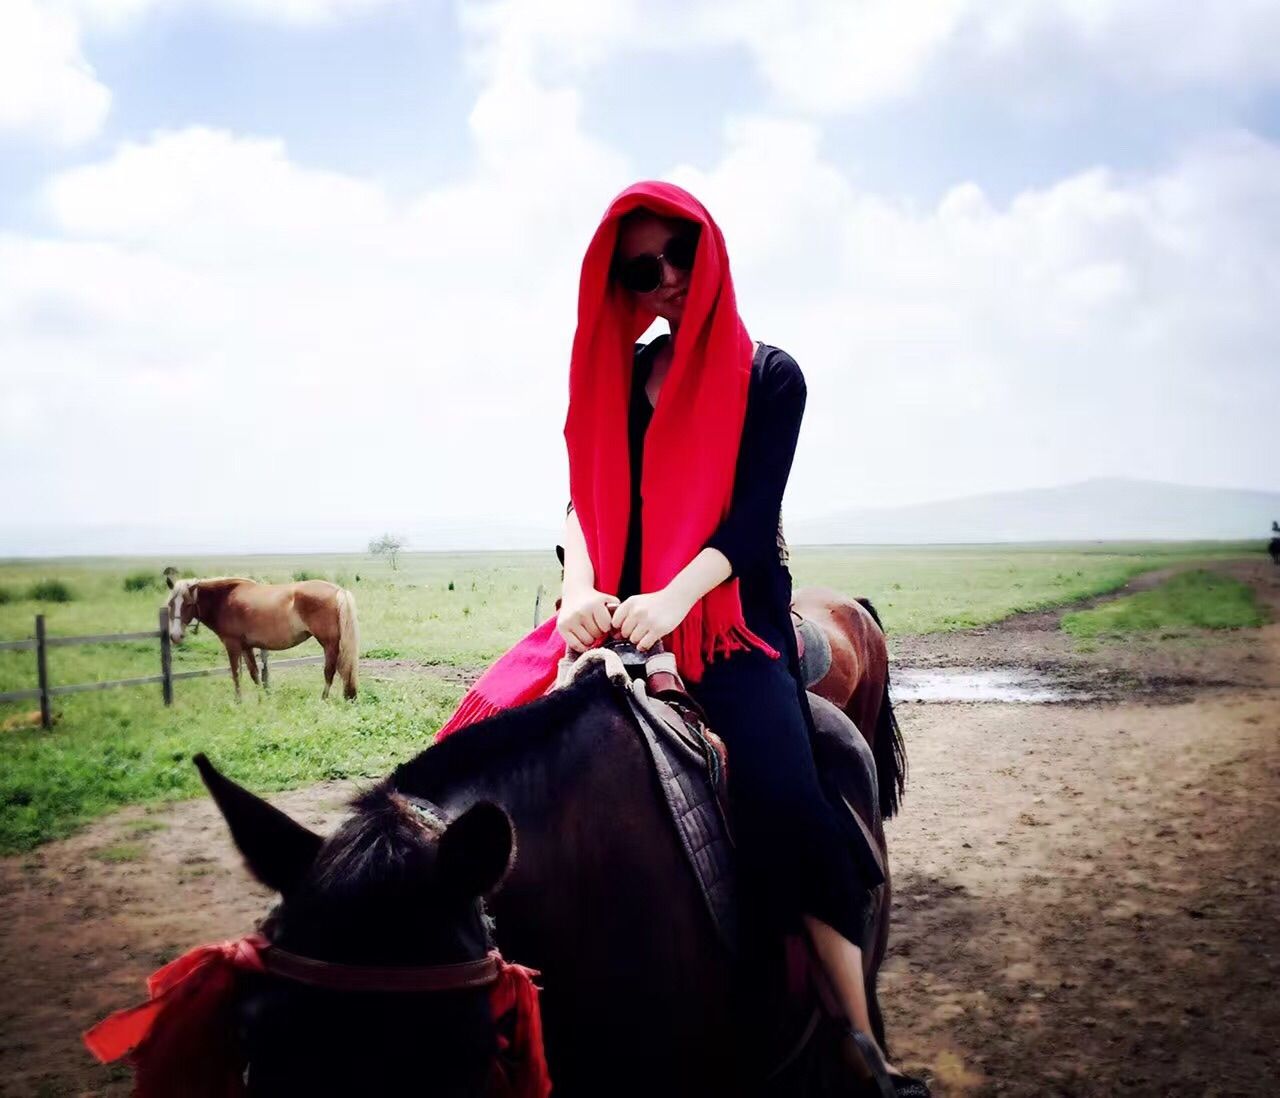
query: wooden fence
[{"left": 0, "top": 610, "right": 324, "bottom": 729}]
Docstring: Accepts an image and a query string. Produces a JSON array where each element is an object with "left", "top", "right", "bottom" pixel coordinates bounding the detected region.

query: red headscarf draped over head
[
  {"left": 433, "top": 180, "right": 776, "bottom": 741},
  {"left": 565, "top": 180, "right": 777, "bottom": 681}
]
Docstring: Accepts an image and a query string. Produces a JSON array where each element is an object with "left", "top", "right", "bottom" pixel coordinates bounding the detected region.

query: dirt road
[{"left": 2, "top": 559, "right": 1276, "bottom": 1096}]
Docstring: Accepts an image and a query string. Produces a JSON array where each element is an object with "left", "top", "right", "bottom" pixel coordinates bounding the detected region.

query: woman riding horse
[{"left": 437, "top": 181, "right": 928, "bottom": 1095}]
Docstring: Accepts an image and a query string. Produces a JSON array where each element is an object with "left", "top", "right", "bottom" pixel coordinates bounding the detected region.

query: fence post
[
  {"left": 35, "top": 614, "right": 51, "bottom": 729},
  {"left": 159, "top": 608, "right": 173, "bottom": 706},
  {"left": 533, "top": 584, "right": 544, "bottom": 628},
  {"left": 260, "top": 648, "right": 269, "bottom": 689}
]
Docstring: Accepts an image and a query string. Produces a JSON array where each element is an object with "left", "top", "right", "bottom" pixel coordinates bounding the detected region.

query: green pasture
[
  {"left": 0, "top": 674, "right": 461, "bottom": 854},
  {"left": 0, "top": 541, "right": 1261, "bottom": 853},
  {"left": 787, "top": 541, "right": 1257, "bottom": 633},
  {"left": 1061, "top": 569, "right": 1266, "bottom": 638}
]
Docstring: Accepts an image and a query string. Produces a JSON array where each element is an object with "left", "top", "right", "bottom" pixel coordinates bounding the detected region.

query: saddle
[
  {"left": 552, "top": 641, "right": 883, "bottom": 948},
  {"left": 553, "top": 642, "right": 886, "bottom": 1084},
  {"left": 792, "top": 609, "right": 833, "bottom": 688},
  {"left": 554, "top": 644, "right": 737, "bottom": 945}
]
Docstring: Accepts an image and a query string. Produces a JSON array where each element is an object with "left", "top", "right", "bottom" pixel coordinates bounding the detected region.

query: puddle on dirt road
[{"left": 891, "top": 668, "right": 1093, "bottom": 703}]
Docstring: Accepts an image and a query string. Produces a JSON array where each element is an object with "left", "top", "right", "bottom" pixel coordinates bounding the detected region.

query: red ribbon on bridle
[{"left": 84, "top": 935, "right": 550, "bottom": 1097}]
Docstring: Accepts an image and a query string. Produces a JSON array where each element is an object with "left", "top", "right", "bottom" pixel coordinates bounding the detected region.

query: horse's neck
[
  {"left": 392, "top": 688, "right": 740, "bottom": 1089},
  {"left": 438, "top": 699, "right": 726, "bottom": 932},
  {"left": 195, "top": 579, "right": 244, "bottom": 626}
]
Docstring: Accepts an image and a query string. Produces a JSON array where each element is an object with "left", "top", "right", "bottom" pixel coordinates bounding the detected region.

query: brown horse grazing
[
  {"left": 165, "top": 576, "right": 359, "bottom": 700},
  {"left": 190, "top": 660, "right": 894, "bottom": 1097},
  {"left": 793, "top": 588, "right": 906, "bottom": 820}
]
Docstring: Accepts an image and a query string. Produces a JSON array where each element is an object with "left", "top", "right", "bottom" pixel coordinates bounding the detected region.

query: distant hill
[
  {"left": 788, "top": 478, "right": 1280, "bottom": 545},
  {"left": 3, "top": 478, "right": 1275, "bottom": 557}
]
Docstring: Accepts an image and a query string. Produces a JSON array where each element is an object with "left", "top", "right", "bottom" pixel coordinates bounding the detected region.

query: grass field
[
  {"left": 0, "top": 541, "right": 1261, "bottom": 852},
  {"left": 1061, "top": 569, "right": 1266, "bottom": 638}
]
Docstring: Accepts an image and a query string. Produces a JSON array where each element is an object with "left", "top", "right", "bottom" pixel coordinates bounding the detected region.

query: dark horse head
[{"left": 193, "top": 753, "right": 515, "bottom": 1095}]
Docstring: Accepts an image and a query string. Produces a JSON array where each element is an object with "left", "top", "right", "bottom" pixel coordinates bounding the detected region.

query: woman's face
[{"left": 613, "top": 212, "right": 698, "bottom": 326}]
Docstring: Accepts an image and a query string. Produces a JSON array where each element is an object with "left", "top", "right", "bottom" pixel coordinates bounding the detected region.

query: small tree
[{"left": 369, "top": 532, "right": 407, "bottom": 570}]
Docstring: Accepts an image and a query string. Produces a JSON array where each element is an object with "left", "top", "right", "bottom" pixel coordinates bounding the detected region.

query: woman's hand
[
  {"left": 610, "top": 587, "right": 695, "bottom": 652},
  {"left": 557, "top": 588, "right": 620, "bottom": 653}
]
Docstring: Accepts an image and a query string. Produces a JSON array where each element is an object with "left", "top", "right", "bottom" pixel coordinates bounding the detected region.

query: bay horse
[
  {"left": 188, "top": 659, "right": 893, "bottom": 1096},
  {"left": 165, "top": 576, "right": 359, "bottom": 700},
  {"left": 792, "top": 589, "right": 906, "bottom": 820}
]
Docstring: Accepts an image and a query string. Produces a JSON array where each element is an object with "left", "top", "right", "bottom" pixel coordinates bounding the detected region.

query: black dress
[{"left": 572, "top": 334, "right": 881, "bottom": 944}]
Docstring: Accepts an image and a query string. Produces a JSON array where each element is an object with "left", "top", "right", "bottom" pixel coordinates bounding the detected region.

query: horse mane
[{"left": 389, "top": 664, "right": 615, "bottom": 803}]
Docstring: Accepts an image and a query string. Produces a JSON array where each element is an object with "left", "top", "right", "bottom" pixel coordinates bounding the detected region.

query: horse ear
[
  {"left": 194, "top": 753, "right": 323, "bottom": 894},
  {"left": 166, "top": 574, "right": 175, "bottom": 589},
  {"left": 437, "top": 802, "right": 513, "bottom": 899}
]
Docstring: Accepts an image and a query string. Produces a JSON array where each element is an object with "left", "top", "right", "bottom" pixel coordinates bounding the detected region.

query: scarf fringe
[
  {"left": 708, "top": 621, "right": 780, "bottom": 663},
  {"left": 670, "top": 587, "right": 781, "bottom": 684}
]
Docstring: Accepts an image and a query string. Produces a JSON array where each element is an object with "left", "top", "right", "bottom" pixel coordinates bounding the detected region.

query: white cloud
[
  {"left": 457, "top": 0, "right": 1280, "bottom": 114},
  {"left": 669, "top": 123, "right": 1279, "bottom": 511},
  {"left": 0, "top": 0, "right": 111, "bottom": 144},
  {"left": 707, "top": 0, "right": 970, "bottom": 113},
  {"left": 61, "top": 0, "right": 399, "bottom": 28},
  {"left": 2, "top": 5, "right": 1277, "bottom": 550},
  {"left": 1, "top": 72, "right": 632, "bottom": 537},
  {"left": 48, "top": 127, "right": 392, "bottom": 253},
  {"left": 3, "top": 101, "right": 1276, "bottom": 547},
  {"left": 0, "top": 0, "right": 401, "bottom": 148}
]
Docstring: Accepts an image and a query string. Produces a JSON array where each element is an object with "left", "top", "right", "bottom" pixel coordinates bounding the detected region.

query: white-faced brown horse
[
  {"left": 165, "top": 576, "right": 359, "bottom": 700},
  {"left": 185, "top": 659, "right": 895, "bottom": 1096}
]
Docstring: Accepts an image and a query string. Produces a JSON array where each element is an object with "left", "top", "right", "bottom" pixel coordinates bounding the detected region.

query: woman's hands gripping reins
[{"left": 557, "top": 499, "right": 734, "bottom": 655}]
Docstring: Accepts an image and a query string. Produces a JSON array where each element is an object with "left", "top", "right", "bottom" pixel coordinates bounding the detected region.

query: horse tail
[
  {"left": 336, "top": 587, "right": 360, "bottom": 697},
  {"left": 856, "top": 597, "right": 906, "bottom": 819}
]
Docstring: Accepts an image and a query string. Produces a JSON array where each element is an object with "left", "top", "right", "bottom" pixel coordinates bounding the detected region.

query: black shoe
[
  {"left": 888, "top": 1076, "right": 931, "bottom": 1098},
  {"left": 841, "top": 1029, "right": 932, "bottom": 1098}
]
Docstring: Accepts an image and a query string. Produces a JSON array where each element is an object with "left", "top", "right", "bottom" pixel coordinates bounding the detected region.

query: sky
[{"left": 1, "top": 0, "right": 1278, "bottom": 553}]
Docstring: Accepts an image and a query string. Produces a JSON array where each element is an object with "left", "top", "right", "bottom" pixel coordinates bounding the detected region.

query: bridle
[
  {"left": 253, "top": 793, "right": 503, "bottom": 994},
  {"left": 255, "top": 939, "right": 505, "bottom": 994}
]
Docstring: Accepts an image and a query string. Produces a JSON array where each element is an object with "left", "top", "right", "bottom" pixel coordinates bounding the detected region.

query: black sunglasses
[{"left": 613, "top": 227, "right": 701, "bottom": 294}]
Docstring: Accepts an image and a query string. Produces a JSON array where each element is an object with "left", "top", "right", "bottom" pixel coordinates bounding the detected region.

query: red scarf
[
  {"left": 436, "top": 180, "right": 777, "bottom": 740},
  {"left": 84, "top": 936, "right": 550, "bottom": 1098}
]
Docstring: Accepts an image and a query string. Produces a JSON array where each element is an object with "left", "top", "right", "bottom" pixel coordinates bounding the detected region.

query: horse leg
[
  {"left": 321, "top": 641, "right": 337, "bottom": 700},
  {"left": 225, "top": 640, "right": 243, "bottom": 701},
  {"left": 243, "top": 646, "right": 261, "bottom": 690}
]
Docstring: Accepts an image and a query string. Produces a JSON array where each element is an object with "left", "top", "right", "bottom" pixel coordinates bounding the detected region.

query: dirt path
[
  {"left": 1, "top": 560, "right": 1276, "bottom": 1096},
  {"left": 892, "top": 559, "right": 1273, "bottom": 700}
]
